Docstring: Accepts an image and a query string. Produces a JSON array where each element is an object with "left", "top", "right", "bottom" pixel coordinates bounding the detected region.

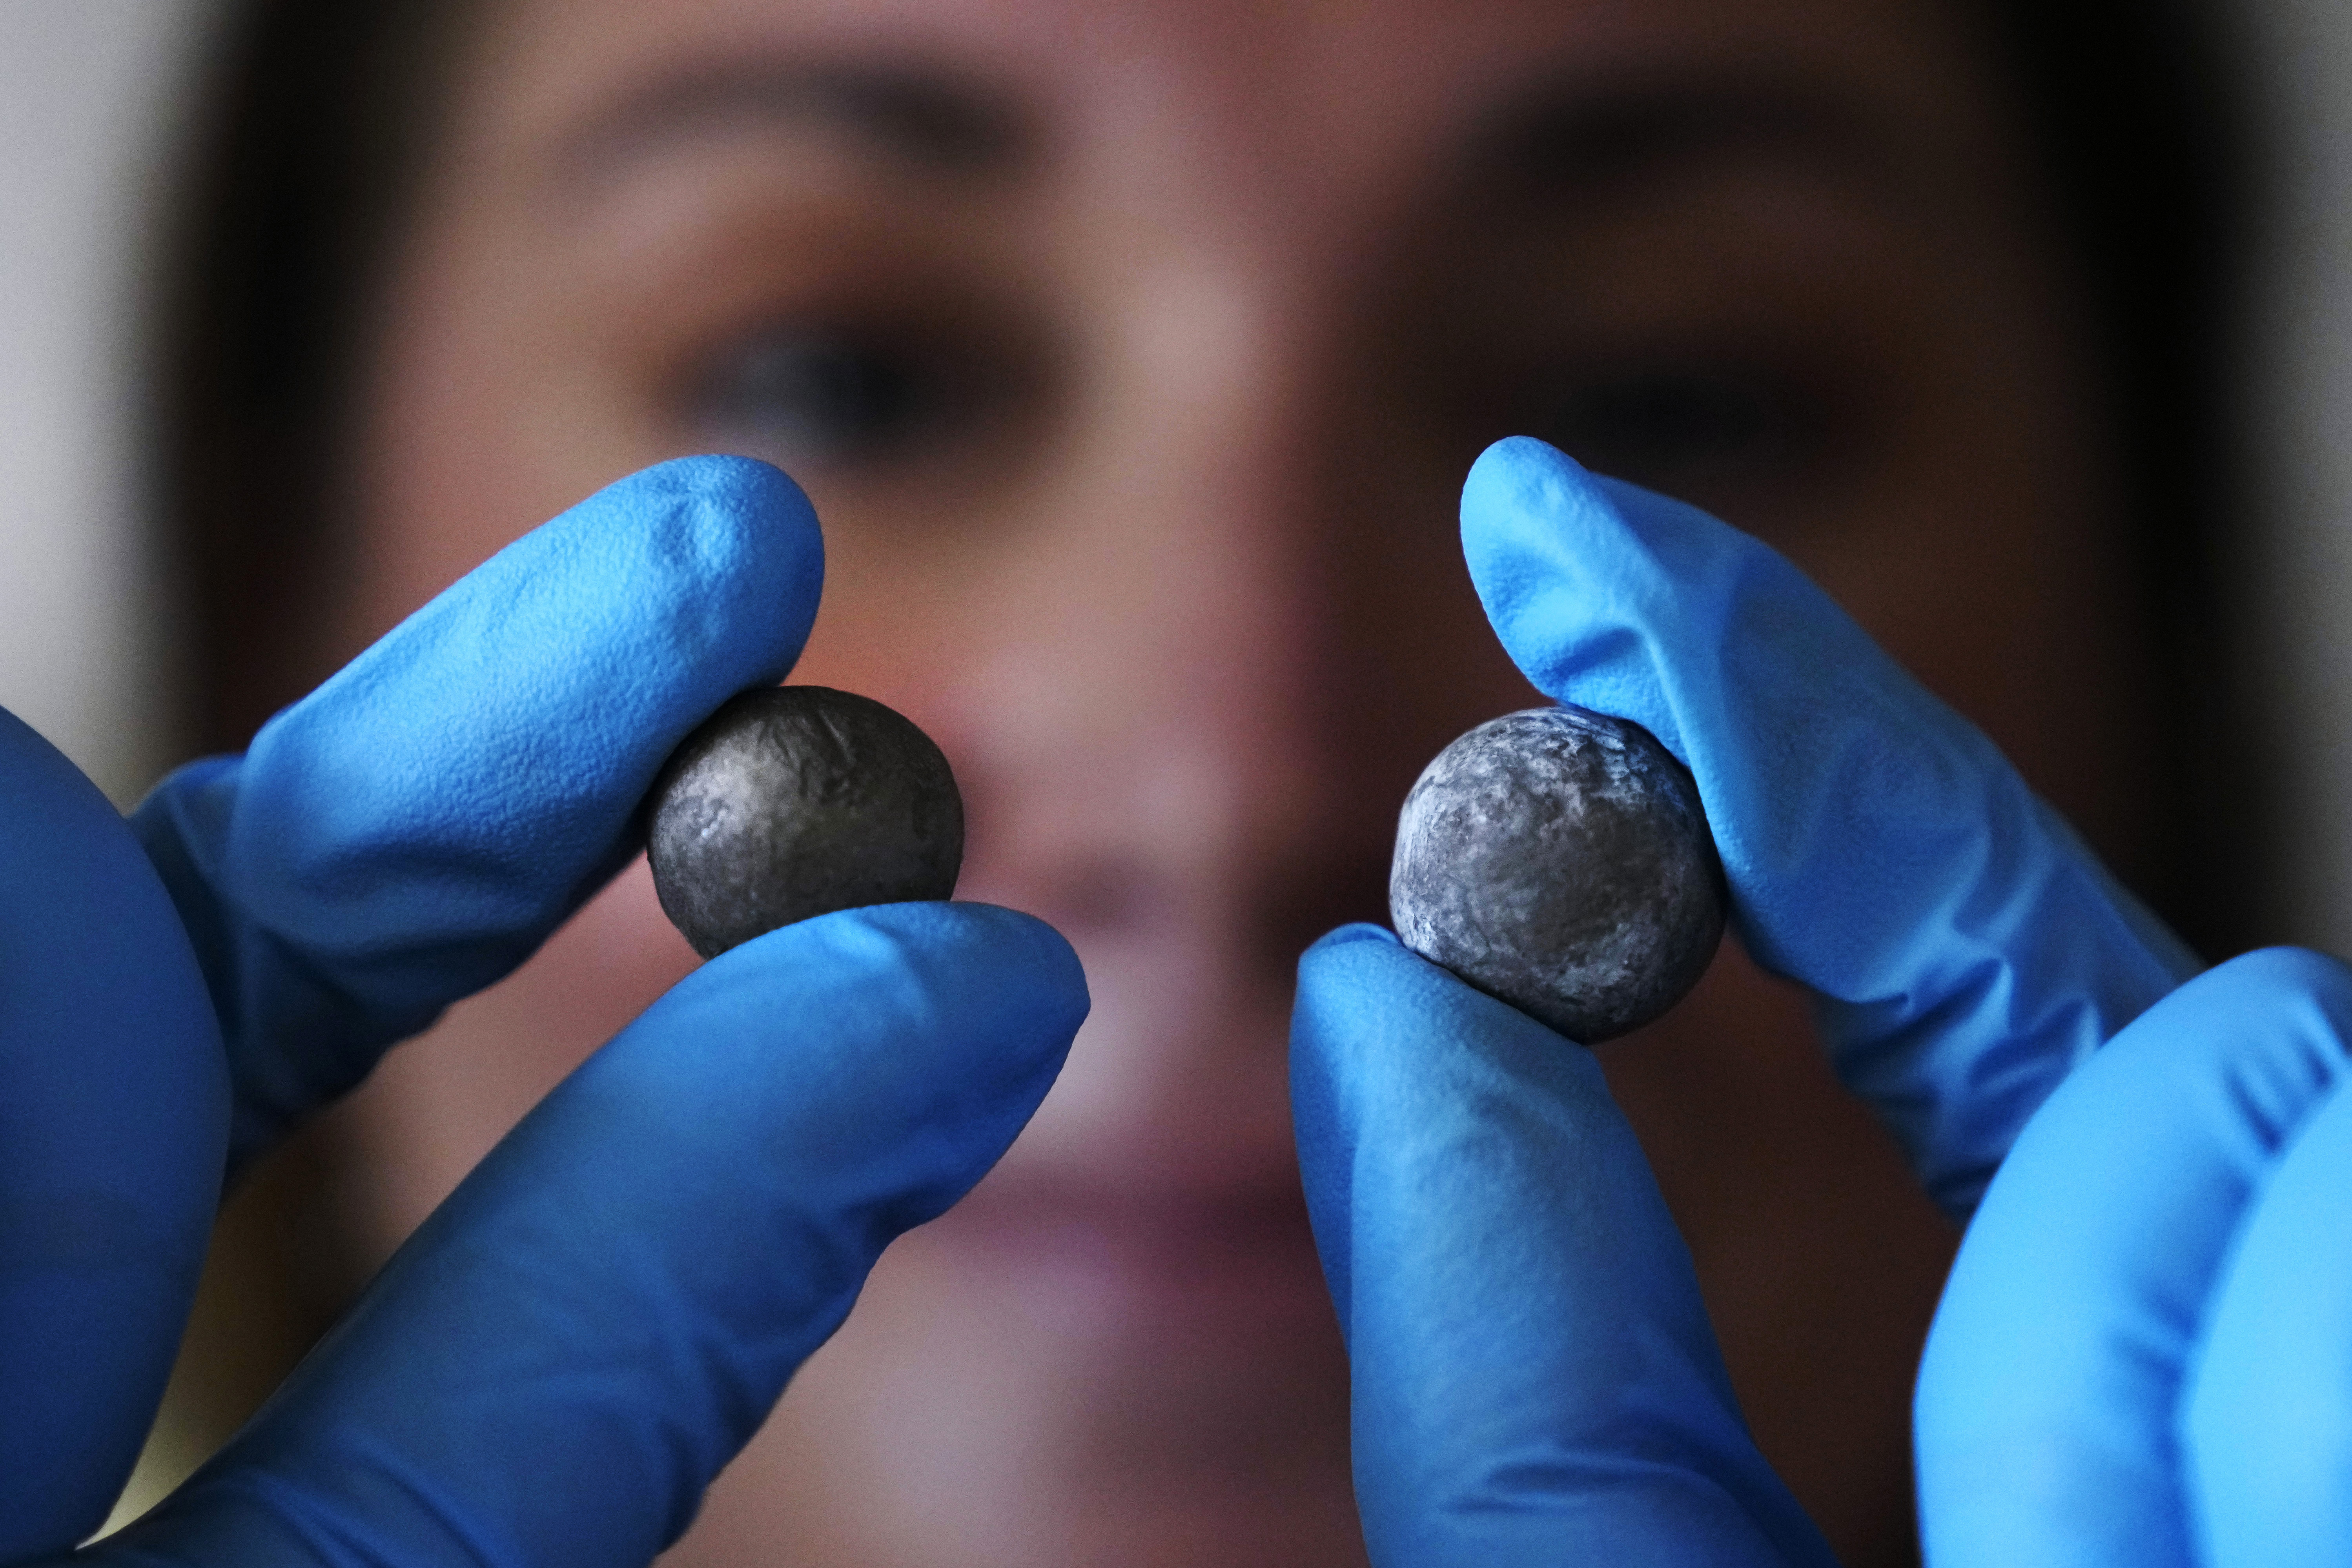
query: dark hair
[
  {"left": 1980, "top": 0, "right": 2260, "bottom": 956},
  {"left": 151, "top": 0, "right": 457, "bottom": 757}
]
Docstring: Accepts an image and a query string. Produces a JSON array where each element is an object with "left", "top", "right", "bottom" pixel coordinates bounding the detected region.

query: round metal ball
[
  {"left": 647, "top": 686, "right": 964, "bottom": 959},
  {"left": 1389, "top": 705, "right": 1725, "bottom": 1043}
]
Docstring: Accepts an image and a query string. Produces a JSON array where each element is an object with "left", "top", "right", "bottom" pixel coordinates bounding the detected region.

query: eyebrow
[
  {"left": 1479, "top": 72, "right": 1891, "bottom": 199},
  {"left": 557, "top": 60, "right": 1029, "bottom": 184}
]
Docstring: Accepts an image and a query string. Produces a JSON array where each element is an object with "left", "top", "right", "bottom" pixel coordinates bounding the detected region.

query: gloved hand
[
  {"left": 1918, "top": 943, "right": 2352, "bottom": 1567},
  {"left": 0, "top": 455, "right": 1088, "bottom": 1566},
  {"left": 1289, "top": 436, "right": 2204, "bottom": 1564}
]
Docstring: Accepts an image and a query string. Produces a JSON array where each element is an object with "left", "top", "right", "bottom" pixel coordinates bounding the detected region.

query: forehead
[{"left": 450, "top": 0, "right": 2010, "bottom": 219}]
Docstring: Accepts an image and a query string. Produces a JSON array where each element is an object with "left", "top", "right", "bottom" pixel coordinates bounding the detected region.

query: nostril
[
  {"left": 1033, "top": 854, "right": 1176, "bottom": 936},
  {"left": 963, "top": 849, "right": 1180, "bottom": 939}
]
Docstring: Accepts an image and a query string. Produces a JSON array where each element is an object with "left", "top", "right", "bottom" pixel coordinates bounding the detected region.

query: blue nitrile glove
[
  {"left": 1917, "top": 944, "right": 2352, "bottom": 1567},
  {"left": 1290, "top": 437, "right": 2203, "bottom": 1564},
  {"left": 1, "top": 455, "right": 1087, "bottom": 1566}
]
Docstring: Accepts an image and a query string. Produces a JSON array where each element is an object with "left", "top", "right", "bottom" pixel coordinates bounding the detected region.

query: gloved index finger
[
  {"left": 1461, "top": 437, "right": 2198, "bottom": 1216},
  {"left": 132, "top": 455, "right": 823, "bottom": 1172}
]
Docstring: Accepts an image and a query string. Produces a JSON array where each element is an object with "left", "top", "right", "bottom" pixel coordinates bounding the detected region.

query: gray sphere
[
  {"left": 647, "top": 686, "right": 964, "bottom": 959},
  {"left": 1390, "top": 705, "right": 1724, "bottom": 1043}
]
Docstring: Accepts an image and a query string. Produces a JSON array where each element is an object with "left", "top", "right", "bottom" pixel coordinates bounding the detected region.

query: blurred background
[{"left": 8, "top": 0, "right": 2352, "bottom": 1558}]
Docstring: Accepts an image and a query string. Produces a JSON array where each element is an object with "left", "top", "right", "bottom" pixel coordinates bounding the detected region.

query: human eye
[
  {"left": 680, "top": 323, "right": 949, "bottom": 468},
  {"left": 1519, "top": 359, "right": 1833, "bottom": 502}
]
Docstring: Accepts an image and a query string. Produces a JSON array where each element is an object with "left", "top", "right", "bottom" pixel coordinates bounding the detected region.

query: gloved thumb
[
  {"left": 1291, "top": 924, "right": 1832, "bottom": 1568},
  {"left": 87, "top": 901, "right": 1086, "bottom": 1568}
]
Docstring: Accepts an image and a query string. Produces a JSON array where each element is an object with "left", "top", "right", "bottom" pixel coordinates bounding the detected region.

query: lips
[{"left": 932, "top": 1167, "right": 1339, "bottom": 1340}]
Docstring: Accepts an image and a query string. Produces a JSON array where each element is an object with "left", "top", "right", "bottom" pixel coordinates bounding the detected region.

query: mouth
[{"left": 927, "top": 1170, "right": 1339, "bottom": 1339}]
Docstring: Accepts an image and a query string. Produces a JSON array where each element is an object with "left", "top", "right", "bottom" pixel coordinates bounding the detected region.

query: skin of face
[{"left": 307, "top": 0, "right": 2164, "bottom": 1563}]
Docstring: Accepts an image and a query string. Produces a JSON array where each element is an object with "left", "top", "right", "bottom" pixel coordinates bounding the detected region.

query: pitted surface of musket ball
[
  {"left": 1390, "top": 705, "right": 1724, "bottom": 1043},
  {"left": 647, "top": 686, "right": 963, "bottom": 958}
]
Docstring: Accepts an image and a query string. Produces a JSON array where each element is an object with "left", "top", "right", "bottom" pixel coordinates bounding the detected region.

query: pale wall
[
  {"left": 0, "top": 0, "right": 217, "bottom": 804},
  {"left": 2240, "top": 0, "right": 2352, "bottom": 954}
]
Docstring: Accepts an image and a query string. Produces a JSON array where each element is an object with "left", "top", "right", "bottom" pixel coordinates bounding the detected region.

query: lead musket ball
[
  {"left": 1389, "top": 705, "right": 1725, "bottom": 1043},
  {"left": 647, "top": 685, "right": 964, "bottom": 959}
]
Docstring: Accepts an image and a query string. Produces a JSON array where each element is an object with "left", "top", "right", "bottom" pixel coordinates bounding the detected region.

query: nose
[{"left": 936, "top": 270, "right": 1417, "bottom": 1193}]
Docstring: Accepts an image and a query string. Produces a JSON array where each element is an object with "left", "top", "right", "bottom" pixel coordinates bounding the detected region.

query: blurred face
[{"left": 317, "top": 0, "right": 2160, "bottom": 1564}]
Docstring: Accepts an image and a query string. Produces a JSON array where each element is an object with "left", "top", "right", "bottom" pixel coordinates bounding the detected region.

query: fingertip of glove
[
  {"left": 1463, "top": 436, "right": 1595, "bottom": 542},
  {"left": 594, "top": 455, "right": 824, "bottom": 675},
  {"left": 303, "top": 454, "right": 830, "bottom": 763},
  {"left": 2202, "top": 945, "right": 2352, "bottom": 1010},
  {"left": 644, "top": 454, "right": 819, "bottom": 561},
  {"left": 1466, "top": 433, "right": 1589, "bottom": 490},
  {"left": 1295, "top": 925, "right": 1423, "bottom": 1032},
  {"left": 902, "top": 899, "right": 1093, "bottom": 1038},
  {"left": 1300, "top": 921, "right": 1401, "bottom": 961},
  {"left": 2086, "top": 946, "right": 2352, "bottom": 1095},
  {"left": 617, "top": 452, "right": 813, "bottom": 523},
  {"left": 570, "top": 900, "right": 1085, "bottom": 1185},
  {"left": 1295, "top": 921, "right": 1564, "bottom": 1058},
  {"left": 702, "top": 899, "right": 1090, "bottom": 1044}
]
